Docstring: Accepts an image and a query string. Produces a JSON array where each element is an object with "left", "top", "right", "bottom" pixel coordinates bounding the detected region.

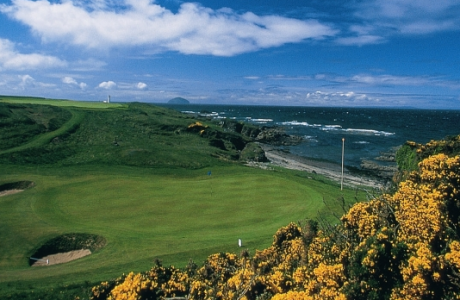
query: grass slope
[
  {"left": 0, "top": 109, "right": 84, "bottom": 156},
  {"left": 0, "top": 97, "right": 367, "bottom": 299}
]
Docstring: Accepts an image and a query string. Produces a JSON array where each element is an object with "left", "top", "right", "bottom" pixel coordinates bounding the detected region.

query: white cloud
[
  {"left": 1, "top": 0, "right": 336, "bottom": 56},
  {"left": 354, "top": 0, "right": 460, "bottom": 35},
  {"left": 214, "top": 85, "right": 383, "bottom": 106},
  {"left": 71, "top": 58, "right": 106, "bottom": 71},
  {"left": 62, "top": 76, "right": 77, "bottom": 85},
  {"left": 349, "top": 74, "right": 460, "bottom": 88},
  {"left": 62, "top": 76, "right": 87, "bottom": 89},
  {"left": 0, "top": 73, "right": 55, "bottom": 93},
  {"left": 0, "top": 38, "right": 67, "bottom": 70},
  {"left": 272, "top": 72, "right": 460, "bottom": 90},
  {"left": 136, "top": 82, "right": 147, "bottom": 90},
  {"left": 367, "top": 0, "right": 457, "bottom": 19},
  {"left": 399, "top": 20, "right": 458, "bottom": 34},
  {"left": 305, "top": 90, "right": 372, "bottom": 104},
  {"left": 336, "top": 35, "right": 385, "bottom": 46},
  {"left": 334, "top": 0, "right": 460, "bottom": 45},
  {"left": 98, "top": 81, "right": 117, "bottom": 89},
  {"left": 72, "top": 0, "right": 114, "bottom": 11},
  {"left": 18, "top": 74, "right": 35, "bottom": 89}
]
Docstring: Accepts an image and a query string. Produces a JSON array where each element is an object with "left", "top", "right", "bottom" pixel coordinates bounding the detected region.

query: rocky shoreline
[
  {"left": 254, "top": 127, "right": 304, "bottom": 146},
  {"left": 215, "top": 119, "right": 395, "bottom": 188},
  {"left": 254, "top": 144, "right": 385, "bottom": 189}
]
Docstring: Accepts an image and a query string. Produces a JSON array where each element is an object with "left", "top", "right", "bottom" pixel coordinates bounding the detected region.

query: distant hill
[{"left": 168, "top": 97, "right": 189, "bottom": 104}]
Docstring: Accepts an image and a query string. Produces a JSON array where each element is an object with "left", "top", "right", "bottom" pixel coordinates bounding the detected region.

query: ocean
[{"left": 160, "top": 104, "right": 460, "bottom": 169}]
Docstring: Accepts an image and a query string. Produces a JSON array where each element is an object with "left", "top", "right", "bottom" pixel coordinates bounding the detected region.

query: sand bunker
[
  {"left": 0, "top": 181, "right": 34, "bottom": 197},
  {"left": 0, "top": 189, "right": 24, "bottom": 197},
  {"left": 32, "top": 249, "right": 92, "bottom": 266},
  {"left": 29, "top": 233, "right": 105, "bottom": 267}
]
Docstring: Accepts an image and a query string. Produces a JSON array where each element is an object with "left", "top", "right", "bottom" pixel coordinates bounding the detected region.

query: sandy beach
[{"left": 256, "top": 144, "right": 384, "bottom": 189}]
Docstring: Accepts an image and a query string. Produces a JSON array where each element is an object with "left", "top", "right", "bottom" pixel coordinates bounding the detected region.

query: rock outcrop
[
  {"left": 360, "top": 160, "right": 397, "bottom": 180},
  {"left": 255, "top": 128, "right": 303, "bottom": 146}
]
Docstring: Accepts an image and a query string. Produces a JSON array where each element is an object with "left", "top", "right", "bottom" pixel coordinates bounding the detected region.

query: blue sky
[{"left": 0, "top": 0, "right": 459, "bottom": 108}]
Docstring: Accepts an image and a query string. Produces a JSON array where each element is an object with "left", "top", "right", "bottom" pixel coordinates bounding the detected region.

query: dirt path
[
  {"left": 258, "top": 144, "right": 383, "bottom": 189},
  {"left": 32, "top": 249, "right": 92, "bottom": 266}
]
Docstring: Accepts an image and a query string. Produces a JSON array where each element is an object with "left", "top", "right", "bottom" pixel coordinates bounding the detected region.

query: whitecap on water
[
  {"left": 353, "top": 141, "right": 370, "bottom": 144},
  {"left": 278, "top": 120, "right": 311, "bottom": 126},
  {"left": 343, "top": 128, "right": 395, "bottom": 136}
]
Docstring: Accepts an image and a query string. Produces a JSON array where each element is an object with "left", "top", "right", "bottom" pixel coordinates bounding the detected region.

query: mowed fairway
[{"left": 0, "top": 164, "right": 354, "bottom": 292}]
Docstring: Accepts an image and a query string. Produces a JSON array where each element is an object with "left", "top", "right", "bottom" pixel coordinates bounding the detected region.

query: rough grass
[
  {"left": 0, "top": 100, "right": 239, "bottom": 167},
  {"left": 0, "top": 109, "right": 84, "bottom": 156}
]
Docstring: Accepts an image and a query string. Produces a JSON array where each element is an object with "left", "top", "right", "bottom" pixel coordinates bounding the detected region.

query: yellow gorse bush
[
  {"left": 187, "top": 122, "right": 209, "bottom": 135},
  {"left": 188, "top": 122, "right": 205, "bottom": 129},
  {"left": 108, "top": 272, "right": 154, "bottom": 300}
]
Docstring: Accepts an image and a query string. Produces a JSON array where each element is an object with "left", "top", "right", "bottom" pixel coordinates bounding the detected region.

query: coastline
[{"left": 256, "top": 144, "right": 384, "bottom": 189}]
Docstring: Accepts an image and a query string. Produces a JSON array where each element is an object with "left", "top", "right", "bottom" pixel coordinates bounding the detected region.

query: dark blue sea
[{"left": 160, "top": 104, "right": 460, "bottom": 169}]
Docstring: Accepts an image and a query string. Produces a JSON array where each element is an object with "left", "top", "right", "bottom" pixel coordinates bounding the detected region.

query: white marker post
[{"left": 238, "top": 239, "right": 242, "bottom": 247}]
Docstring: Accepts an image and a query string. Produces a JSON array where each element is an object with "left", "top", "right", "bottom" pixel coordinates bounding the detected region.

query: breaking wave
[{"left": 278, "top": 120, "right": 394, "bottom": 137}]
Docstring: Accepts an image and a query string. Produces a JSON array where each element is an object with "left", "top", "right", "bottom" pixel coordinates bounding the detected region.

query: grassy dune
[{"left": 0, "top": 96, "right": 366, "bottom": 299}]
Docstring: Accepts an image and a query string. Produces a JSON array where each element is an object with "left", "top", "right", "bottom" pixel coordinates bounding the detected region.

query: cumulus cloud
[
  {"left": 0, "top": 38, "right": 67, "bottom": 70},
  {"left": 62, "top": 76, "right": 87, "bottom": 89},
  {"left": 1, "top": 0, "right": 336, "bottom": 56},
  {"left": 98, "top": 81, "right": 117, "bottom": 89},
  {"left": 0, "top": 73, "right": 59, "bottom": 94},
  {"left": 136, "top": 82, "right": 147, "bottom": 90},
  {"left": 62, "top": 76, "right": 77, "bottom": 85},
  {"left": 18, "top": 74, "right": 35, "bottom": 89}
]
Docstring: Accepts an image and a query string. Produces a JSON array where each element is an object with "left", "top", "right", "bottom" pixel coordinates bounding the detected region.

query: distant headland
[{"left": 167, "top": 97, "right": 190, "bottom": 104}]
